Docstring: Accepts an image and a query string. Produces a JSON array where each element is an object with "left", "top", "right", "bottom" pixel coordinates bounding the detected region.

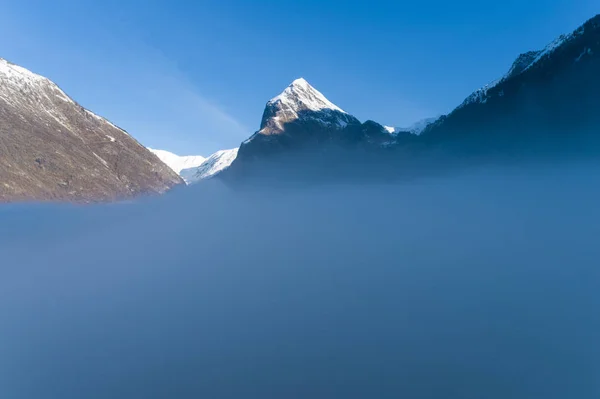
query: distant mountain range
[
  {"left": 220, "top": 14, "right": 600, "bottom": 182},
  {"left": 148, "top": 149, "right": 206, "bottom": 184},
  {"left": 2, "top": 14, "right": 599, "bottom": 201},
  {"left": 387, "top": 116, "right": 441, "bottom": 136},
  {"left": 185, "top": 148, "right": 239, "bottom": 183},
  {"left": 149, "top": 148, "right": 239, "bottom": 184},
  {"left": 148, "top": 149, "right": 206, "bottom": 175}
]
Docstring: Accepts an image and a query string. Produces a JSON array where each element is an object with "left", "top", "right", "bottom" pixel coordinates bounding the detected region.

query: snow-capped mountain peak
[
  {"left": 0, "top": 58, "right": 50, "bottom": 85},
  {"left": 258, "top": 78, "right": 358, "bottom": 136},
  {"left": 268, "top": 78, "right": 346, "bottom": 115},
  {"left": 0, "top": 57, "right": 76, "bottom": 108},
  {"left": 0, "top": 57, "right": 131, "bottom": 135},
  {"left": 147, "top": 147, "right": 239, "bottom": 184}
]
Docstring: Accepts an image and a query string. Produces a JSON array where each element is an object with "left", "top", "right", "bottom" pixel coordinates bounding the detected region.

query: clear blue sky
[{"left": 0, "top": 0, "right": 596, "bottom": 155}]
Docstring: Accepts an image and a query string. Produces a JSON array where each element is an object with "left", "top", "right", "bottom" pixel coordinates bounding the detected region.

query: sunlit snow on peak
[{"left": 269, "top": 77, "right": 346, "bottom": 114}]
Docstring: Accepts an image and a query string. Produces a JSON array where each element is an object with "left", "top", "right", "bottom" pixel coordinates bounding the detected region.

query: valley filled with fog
[{"left": 1, "top": 163, "right": 600, "bottom": 398}]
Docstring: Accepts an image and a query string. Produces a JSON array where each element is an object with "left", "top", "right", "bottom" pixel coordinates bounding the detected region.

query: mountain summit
[
  {"left": 268, "top": 78, "right": 345, "bottom": 116},
  {"left": 256, "top": 78, "right": 359, "bottom": 136},
  {"left": 232, "top": 78, "right": 392, "bottom": 171}
]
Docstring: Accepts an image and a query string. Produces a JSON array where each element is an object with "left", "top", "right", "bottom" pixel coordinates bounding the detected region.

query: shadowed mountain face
[
  {"left": 224, "top": 14, "right": 600, "bottom": 184},
  {"left": 237, "top": 79, "right": 394, "bottom": 158},
  {"left": 257, "top": 78, "right": 360, "bottom": 136},
  {"left": 228, "top": 79, "right": 395, "bottom": 181},
  {"left": 0, "top": 59, "right": 183, "bottom": 203},
  {"left": 421, "top": 15, "right": 600, "bottom": 154}
]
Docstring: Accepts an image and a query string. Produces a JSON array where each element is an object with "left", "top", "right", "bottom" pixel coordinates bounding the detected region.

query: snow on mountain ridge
[
  {"left": 0, "top": 58, "right": 48, "bottom": 84},
  {"left": 0, "top": 58, "right": 182, "bottom": 201},
  {"left": 268, "top": 78, "right": 346, "bottom": 114},
  {"left": 457, "top": 78, "right": 502, "bottom": 109},
  {"left": 505, "top": 51, "right": 542, "bottom": 78},
  {"left": 0, "top": 58, "right": 75, "bottom": 110},
  {"left": 149, "top": 149, "right": 206, "bottom": 176},
  {"left": 186, "top": 148, "right": 239, "bottom": 183},
  {"left": 523, "top": 30, "right": 580, "bottom": 72},
  {"left": 457, "top": 22, "right": 587, "bottom": 110},
  {"left": 407, "top": 116, "right": 441, "bottom": 134},
  {"left": 385, "top": 116, "right": 441, "bottom": 136},
  {"left": 258, "top": 78, "right": 355, "bottom": 136},
  {"left": 0, "top": 58, "right": 131, "bottom": 137},
  {"left": 83, "top": 109, "right": 129, "bottom": 135}
]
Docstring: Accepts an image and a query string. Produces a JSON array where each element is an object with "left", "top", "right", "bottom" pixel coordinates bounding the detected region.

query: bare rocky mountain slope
[{"left": 0, "top": 58, "right": 182, "bottom": 203}]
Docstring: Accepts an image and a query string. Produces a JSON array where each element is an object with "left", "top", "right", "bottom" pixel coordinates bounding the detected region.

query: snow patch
[
  {"left": 186, "top": 148, "right": 239, "bottom": 183},
  {"left": 92, "top": 152, "right": 109, "bottom": 168},
  {"left": 269, "top": 78, "right": 346, "bottom": 114},
  {"left": 0, "top": 58, "right": 129, "bottom": 140},
  {"left": 393, "top": 116, "right": 441, "bottom": 135},
  {"left": 458, "top": 23, "right": 586, "bottom": 110},
  {"left": 261, "top": 78, "right": 352, "bottom": 133},
  {"left": 458, "top": 78, "right": 502, "bottom": 108},
  {"left": 575, "top": 47, "right": 592, "bottom": 62},
  {"left": 83, "top": 109, "right": 127, "bottom": 134},
  {"left": 43, "top": 108, "right": 73, "bottom": 133},
  {"left": 242, "top": 133, "right": 259, "bottom": 145},
  {"left": 0, "top": 58, "right": 75, "bottom": 106},
  {"left": 524, "top": 33, "right": 575, "bottom": 72},
  {"left": 0, "top": 58, "right": 47, "bottom": 84},
  {"left": 149, "top": 148, "right": 206, "bottom": 177},
  {"left": 52, "top": 86, "right": 74, "bottom": 103}
]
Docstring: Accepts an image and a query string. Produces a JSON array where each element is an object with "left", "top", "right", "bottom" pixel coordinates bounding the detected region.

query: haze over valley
[{"left": 1, "top": 6, "right": 600, "bottom": 399}]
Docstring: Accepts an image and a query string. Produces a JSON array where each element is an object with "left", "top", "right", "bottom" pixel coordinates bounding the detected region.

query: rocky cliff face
[{"left": 0, "top": 58, "right": 183, "bottom": 202}]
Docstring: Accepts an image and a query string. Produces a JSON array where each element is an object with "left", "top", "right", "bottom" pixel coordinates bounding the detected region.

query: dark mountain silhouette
[{"left": 420, "top": 14, "right": 600, "bottom": 157}]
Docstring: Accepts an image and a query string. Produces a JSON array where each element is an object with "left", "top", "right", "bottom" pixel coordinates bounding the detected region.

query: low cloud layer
[{"left": 1, "top": 164, "right": 600, "bottom": 398}]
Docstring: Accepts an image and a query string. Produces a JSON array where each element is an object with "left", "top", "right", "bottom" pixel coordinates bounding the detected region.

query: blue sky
[{"left": 0, "top": 0, "right": 596, "bottom": 155}]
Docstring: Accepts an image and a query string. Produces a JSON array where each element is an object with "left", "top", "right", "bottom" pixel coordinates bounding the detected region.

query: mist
[{"left": 2, "top": 163, "right": 600, "bottom": 399}]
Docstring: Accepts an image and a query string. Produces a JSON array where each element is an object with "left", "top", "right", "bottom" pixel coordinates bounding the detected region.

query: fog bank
[{"left": 1, "top": 164, "right": 600, "bottom": 398}]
